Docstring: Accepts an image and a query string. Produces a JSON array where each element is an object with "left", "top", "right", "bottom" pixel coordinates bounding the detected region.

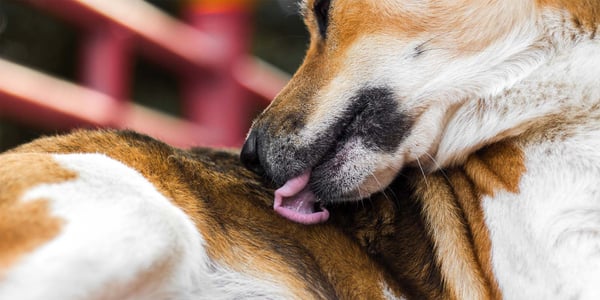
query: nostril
[{"left": 240, "top": 130, "right": 265, "bottom": 175}]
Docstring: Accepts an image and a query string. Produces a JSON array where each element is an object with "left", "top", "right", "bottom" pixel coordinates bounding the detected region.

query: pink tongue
[{"left": 273, "top": 171, "right": 329, "bottom": 225}]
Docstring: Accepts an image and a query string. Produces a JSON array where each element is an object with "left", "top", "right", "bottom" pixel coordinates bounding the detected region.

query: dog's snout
[{"left": 241, "top": 130, "right": 265, "bottom": 175}]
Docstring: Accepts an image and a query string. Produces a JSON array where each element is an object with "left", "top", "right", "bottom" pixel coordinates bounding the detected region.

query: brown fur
[
  {"left": 332, "top": 141, "right": 526, "bottom": 300},
  {"left": 538, "top": 0, "right": 600, "bottom": 32},
  {"left": 412, "top": 172, "right": 490, "bottom": 300},
  {"left": 5, "top": 130, "right": 526, "bottom": 299},
  {"left": 9, "top": 130, "right": 403, "bottom": 299},
  {"left": 441, "top": 141, "right": 525, "bottom": 300},
  {"left": 412, "top": 141, "right": 524, "bottom": 300},
  {"left": 330, "top": 178, "right": 448, "bottom": 299},
  {"left": 0, "top": 153, "right": 73, "bottom": 274},
  {"left": 328, "top": 0, "right": 529, "bottom": 52}
]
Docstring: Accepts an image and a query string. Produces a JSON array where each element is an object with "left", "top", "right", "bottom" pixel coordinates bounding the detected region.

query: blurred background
[{"left": 0, "top": 0, "right": 309, "bottom": 151}]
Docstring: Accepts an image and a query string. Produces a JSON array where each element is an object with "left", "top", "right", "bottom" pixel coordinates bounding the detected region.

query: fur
[
  {"left": 242, "top": 0, "right": 600, "bottom": 298},
  {"left": 0, "top": 130, "right": 409, "bottom": 299}
]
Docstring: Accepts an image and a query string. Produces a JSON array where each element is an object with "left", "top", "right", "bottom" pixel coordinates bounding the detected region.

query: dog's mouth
[
  {"left": 273, "top": 171, "right": 330, "bottom": 225},
  {"left": 273, "top": 133, "right": 365, "bottom": 225},
  {"left": 262, "top": 87, "right": 412, "bottom": 224}
]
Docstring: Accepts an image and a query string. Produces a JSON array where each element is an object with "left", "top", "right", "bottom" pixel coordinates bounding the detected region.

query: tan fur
[
  {"left": 306, "top": 0, "right": 514, "bottom": 50},
  {"left": 328, "top": 141, "right": 527, "bottom": 299},
  {"left": 0, "top": 154, "right": 73, "bottom": 274},
  {"left": 412, "top": 172, "right": 490, "bottom": 300},
  {"left": 330, "top": 0, "right": 533, "bottom": 51},
  {"left": 464, "top": 141, "right": 526, "bottom": 197},
  {"left": 447, "top": 170, "right": 502, "bottom": 300},
  {"left": 445, "top": 141, "right": 526, "bottom": 300}
]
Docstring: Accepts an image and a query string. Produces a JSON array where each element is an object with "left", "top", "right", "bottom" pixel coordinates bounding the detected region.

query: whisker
[
  {"left": 369, "top": 171, "right": 383, "bottom": 190},
  {"left": 425, "top": 47, "right": 487, "bottom": 53},
  {"left": 369, "top": 171, "right": 393, "bottom": 203},
  {"left": 416, "top": 32, "right": 487, "bottom": 55},
  {"left": 422, "top": 152, "right": 452, "bottom": 183},
  {"left": 416, "top": 157, "right": 430, "bottom": 188},
  {"left": 356, "top": 181, "right": 366, "bottom": 210}
]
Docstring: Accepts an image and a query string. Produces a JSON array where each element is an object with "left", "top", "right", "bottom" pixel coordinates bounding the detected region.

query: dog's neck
[
  {"left": 431, "top": 7, "right": 600, "bottom": 169},
  {"left": 329, "top": 176, "right": 447, "bottom": 299}
]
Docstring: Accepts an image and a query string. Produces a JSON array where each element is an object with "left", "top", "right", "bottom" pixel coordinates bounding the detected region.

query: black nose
[{"left": 240, "top": 130, "right": 265, "bottom": 175}]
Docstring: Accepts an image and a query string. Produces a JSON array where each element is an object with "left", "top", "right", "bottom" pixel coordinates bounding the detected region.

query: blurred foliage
[{"left": 0, "top": 0, "right": 308, "bottom": 151}]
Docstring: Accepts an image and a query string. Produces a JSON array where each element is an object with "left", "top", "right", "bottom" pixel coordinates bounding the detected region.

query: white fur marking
[
  {"left": 485, "top": 136, "right": 600, "bottom": 299},
  {"left": 0, "top": 153, "right": 291, "bottom": 300}
]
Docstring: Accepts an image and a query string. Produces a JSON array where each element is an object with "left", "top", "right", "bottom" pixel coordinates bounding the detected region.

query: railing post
[
  {"left": 79, "top": 24, "right": 133, "bottom": 102},
  {"left": 181, "top": 0, "right": 255, "bottom": 147}
]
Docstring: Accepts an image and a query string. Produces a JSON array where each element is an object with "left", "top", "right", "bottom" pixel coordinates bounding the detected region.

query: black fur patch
[{"left": 337, "top": 87, "right": 413, "bottom": 153}]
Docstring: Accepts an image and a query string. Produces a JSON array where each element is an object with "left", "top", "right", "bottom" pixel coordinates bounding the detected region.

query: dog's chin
[
  {"left": 311, "top": 138, "right": 399, "bottom": 202},
  {"left": 309, "top": 164, "right": 373, "bottom": 203},
  {"left": 273, "top": 162, "right": 391, "bottom": 223},
  {"left": 272, "top": 139, "right": 401, "bottom": 225}
]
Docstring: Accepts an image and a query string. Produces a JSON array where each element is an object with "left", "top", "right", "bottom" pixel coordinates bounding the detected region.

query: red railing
[{"left": 0, "top": 0, "right": 289, "bottom": 147}]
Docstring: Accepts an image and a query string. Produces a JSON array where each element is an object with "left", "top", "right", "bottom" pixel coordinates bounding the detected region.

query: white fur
[
  {"left": 295, "top": 1, "right": 549, "bottom": 195},
  {"left": 440, "top": 19, "right": 600, "bottom": 297},
  {"left": 409, "top": 8, "right": 600, "bottom": 300},
  {"left": 484, "top": 132, "right": 600, "bottom": 299},
  {"left": 0, "top": 153, "right": 292, "bottom": 300},
  {"left": 437, "top": 37, "right": 600, "bottom": 168},
  {"left": 381, "top": 280, "right": 406, "bottom": 300},
  {"left": 419, "top": 13, "right": 600, "bottom": 299}
]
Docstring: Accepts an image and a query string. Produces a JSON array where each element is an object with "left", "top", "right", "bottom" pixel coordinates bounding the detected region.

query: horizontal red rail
[
  {"left": 0, "top": 58, "right": 221, "bottom": 148},
  {"left": 21, "top": 0, "right": 289, "bottom": 102}
]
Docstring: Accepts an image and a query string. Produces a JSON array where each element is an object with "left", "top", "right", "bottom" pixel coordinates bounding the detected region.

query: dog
[
  {"left": 0, "top": 129, "right": 437, "bottom": 299},
  {"left": 241, "top": 0, "right": 600, "bottom": 299}
]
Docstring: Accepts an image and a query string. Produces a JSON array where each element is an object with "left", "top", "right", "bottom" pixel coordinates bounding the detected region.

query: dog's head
[{"left": 242, "top": 0, "right": 543, "bottom": 223}]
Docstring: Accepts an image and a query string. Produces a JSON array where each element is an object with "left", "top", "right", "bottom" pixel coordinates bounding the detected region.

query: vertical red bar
[
  {"left": 79, "top": 24, "right": 133, "bottom": 102},
  {"left": 181, "top": 0, "right": 255, "bottom": 147}
]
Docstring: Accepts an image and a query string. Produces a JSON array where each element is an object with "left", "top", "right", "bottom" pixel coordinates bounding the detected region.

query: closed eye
[{"left": 314, "top": 0, "right": 331, "bottom": 38}]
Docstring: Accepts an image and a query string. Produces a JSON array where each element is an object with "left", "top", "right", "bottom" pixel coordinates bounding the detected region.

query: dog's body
[
  {"left": 0, "top": 130, "right": 541, "bottom": 300},
  {"left": 0, "top": 130, "right": 411, "bottom": 300},
  {"left": 241, "top": 0, "right": 600, "bottom": 299}
]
